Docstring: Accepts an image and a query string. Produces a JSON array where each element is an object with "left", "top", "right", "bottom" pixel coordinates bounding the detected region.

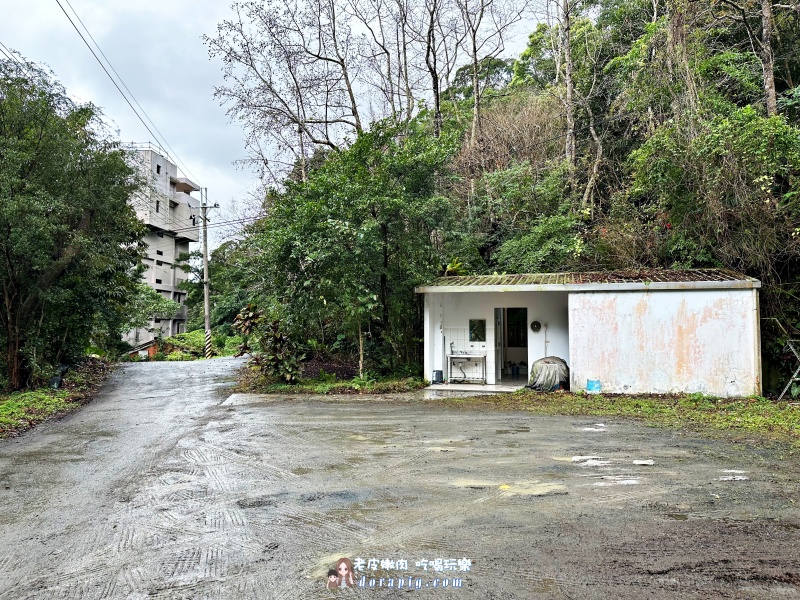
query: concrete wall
[
  {"left": 125, "top": 149, "right": 199, "bottom": 346},
  {"left": 424, "top": 291, "right": 569, "bottom": 384},
  {"left": 568, "top": 289, "right": 760, "bottom": 397}
]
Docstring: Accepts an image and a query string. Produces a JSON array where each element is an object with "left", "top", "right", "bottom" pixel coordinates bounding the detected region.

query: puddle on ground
[
  {"left": 496, "top": 427, "right": 531, "bottom": 434},
  {"left": 324, "top": 463, "right": 352, "bottom": 472},
  {"left": 499, "top": 482, "right": 567, "bottom": 497},
  {"left": 237, "top": 497, "right": 278, "bottom": 508},
  {"left": 422, "top": 390, "right": 490, "bottom": 400},
  {"left": 593, "top": 476, "right": 641, "bottom": 486},
  {"left": 633, "top": 460, "right": 655, "bottom": 466},
  {"left": 572, "top": 456, "right": 613, "bottom": 467},
  {"left": 572, "top": 456, "right": 604, "bottom": 462},
  {"left": 422, "top": 438, "right": 474, "bottom": 448},
  {"left": 346, "top": 434, "right": 386, "bottom": 444},
  {"left": 450, "top": 479, "right": 567, "bottom": 496},
  {"left": 718, "top": 475, "right": 750, "bottom": 481}
]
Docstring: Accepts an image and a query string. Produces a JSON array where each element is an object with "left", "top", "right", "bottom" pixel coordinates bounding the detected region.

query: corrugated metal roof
[{"left": 415, "top": 269, "right": 760, "bottom": 293}]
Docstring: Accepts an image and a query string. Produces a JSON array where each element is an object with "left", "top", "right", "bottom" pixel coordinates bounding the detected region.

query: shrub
[{"left": 234, "top": 305, "right": 306, "bottom": 383}]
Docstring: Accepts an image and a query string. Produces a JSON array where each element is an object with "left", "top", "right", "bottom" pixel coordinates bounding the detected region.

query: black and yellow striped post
[{"left": 201, "top": 188, "right": 218, "bottom": 360}]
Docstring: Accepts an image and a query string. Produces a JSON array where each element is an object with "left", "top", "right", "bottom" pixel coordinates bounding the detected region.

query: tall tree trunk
[
  {"left": 581, "top": 104, "right": 603, "bottom": 215},
  {"left": 358, "top": 322, "right": 364, "bottom": 378},
  {"left": 6, "top": 326, "right": 27, "bottom": 390},
  {"left": 381, "top": 224, "right": 390, "bottom": 334},
  {"left": 470, "top": 36, "right": 481, "bottom": 147},
  {"left": 761, "top": 0, "right": 777, "bottom": 116},
  {"left": 426, "top": 0, "right": 442, "bottom": 137},
  {"left": 562, "top": 0, "right": 576, "bottom": 170},
  {"left": 297, "top": 127, "right": 308, "bottom": 182}
]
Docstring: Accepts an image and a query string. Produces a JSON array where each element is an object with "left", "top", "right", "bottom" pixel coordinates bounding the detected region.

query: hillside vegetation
[{"left": 195, "top": 0, "right": 800, "bottom": 392}]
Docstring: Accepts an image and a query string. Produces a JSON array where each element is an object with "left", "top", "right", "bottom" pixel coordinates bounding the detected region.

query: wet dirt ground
[{"left": 0, "top": 359, "right": 799, "bottom": 599}]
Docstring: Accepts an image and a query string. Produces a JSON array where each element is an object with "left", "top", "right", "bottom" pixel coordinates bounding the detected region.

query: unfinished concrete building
[{"left": 124, "top": 144, "right": 200, "bottom": 346}]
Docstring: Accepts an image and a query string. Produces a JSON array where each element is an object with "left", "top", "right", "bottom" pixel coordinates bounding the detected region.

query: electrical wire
[
  {"left": 59, "top": 0, "right": 202, "bottom": 186},
  {"left": 53, "top": 0, "right": 203, "bottom": 189},
  {"left": 171, "top": 215, "right": 263, "bottom": 234},
  {"left": 0, "top": 41, "right": 33, "bottom": 77},
  {"left": 54, "top": 1, "right": 164, "bottom": 153}
]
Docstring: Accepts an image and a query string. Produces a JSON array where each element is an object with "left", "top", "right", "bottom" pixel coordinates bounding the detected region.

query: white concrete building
[
  {"left": 416, "top": 270, "right": 762, "bottom": 397},
  {"left": 124, "top": 145, "right": 200, "bottom": 346}
]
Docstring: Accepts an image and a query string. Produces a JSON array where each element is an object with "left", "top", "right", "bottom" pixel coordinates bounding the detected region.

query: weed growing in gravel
[{"left": 447, "top": 391, "right": 800, "bottom": 449}]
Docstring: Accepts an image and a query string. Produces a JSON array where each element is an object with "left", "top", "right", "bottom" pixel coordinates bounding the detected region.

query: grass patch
[
  {"left": 0, "top": 359, "right": 114, "bottom": 438},
  {"left": 236, "top": 368, "right": 427, "bottom": 395},
  {"left": 151, "top": 331, "right": 244, "bottom": 360},
  {"left": 442, "top": 390, "right": 800, "bottom": 448}
]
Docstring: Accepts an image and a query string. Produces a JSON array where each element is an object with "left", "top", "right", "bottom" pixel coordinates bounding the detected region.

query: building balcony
[
  {"left": 172, "top": 193, "right": 200, "bottom": 242},
  {"left": 173, "top": 305, "right": 188, "bottom": 321}
]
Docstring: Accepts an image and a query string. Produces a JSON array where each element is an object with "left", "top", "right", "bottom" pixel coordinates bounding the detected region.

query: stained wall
[{"left": 568, "top": 289, "right": 760, "bottom": 397}]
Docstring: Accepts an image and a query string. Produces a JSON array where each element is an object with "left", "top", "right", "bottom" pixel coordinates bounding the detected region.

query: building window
[
  {"left": 155, "top": 200, "right": 160, "bottom": 213},
  {"left": 156, "top": 250, "right": 163, "bottom": 256},
  {"left": 154, "top": 318, "right": 161, "bottom": 323},
  {"left": 157, "top": 232, "right": 164, "bottom": 238},
  {"left": 155, "top": 279, "right": 162, "bottom": 284},
  {"left": 156, "top": 164, "right": 161, "bottom": 174},
  {"left": 156, "top": 260, "right": 163, "bottom": 266}
]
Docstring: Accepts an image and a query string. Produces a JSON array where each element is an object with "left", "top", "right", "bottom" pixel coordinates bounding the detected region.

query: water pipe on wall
[{"left": 544, "top": 323, "right": 549, "bottom": 357}]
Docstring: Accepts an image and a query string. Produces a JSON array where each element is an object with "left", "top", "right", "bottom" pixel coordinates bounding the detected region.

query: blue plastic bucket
[{"left": 586, "top": 379, "right": 602, "bottom": 394}]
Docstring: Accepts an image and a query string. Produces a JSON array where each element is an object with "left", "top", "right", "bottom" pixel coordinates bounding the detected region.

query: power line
[
  {"left": 171, "top": 215, "right": 263, "bottom": 234},
  {"left": 0, "top": 41, "right": 33, "bottom": 78},
  {"left": 0, "top": 45, "right": 200, "bottom": 235},
  {"left": 59, "top": 0, "right": 202, "bottom": 187},
  {"left": 54, "top": 0, "right": 202, "bottom": 189},
  {"left": 54, "top": 1, "right": 166, "bottom": 154}
]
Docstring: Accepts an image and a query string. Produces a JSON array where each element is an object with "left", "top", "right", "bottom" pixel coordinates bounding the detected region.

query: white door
[{"left": 494, "top": 308, "right": 504, "bottom": 382}]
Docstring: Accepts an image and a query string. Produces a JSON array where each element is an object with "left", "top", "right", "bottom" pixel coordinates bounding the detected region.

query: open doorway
[{"left": 494, "top": 307, "right": 528, "bottom": 383}]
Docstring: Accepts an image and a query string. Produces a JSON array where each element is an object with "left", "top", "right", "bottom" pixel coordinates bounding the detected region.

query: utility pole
[{"left": 200, "top": 188, "right": 219, "bottom": 360}]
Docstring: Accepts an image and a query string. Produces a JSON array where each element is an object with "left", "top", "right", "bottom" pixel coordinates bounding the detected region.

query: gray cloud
[{"left": 0, "top": 0, "right": 257, "bottom": 236}]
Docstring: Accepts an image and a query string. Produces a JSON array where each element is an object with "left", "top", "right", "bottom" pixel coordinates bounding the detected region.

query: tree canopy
[
  {"left": 201, "top": 0, "right": 800, "bottom": 390},
  {"left": 0, "top": 58, "right": 145, "bottom": 389}
]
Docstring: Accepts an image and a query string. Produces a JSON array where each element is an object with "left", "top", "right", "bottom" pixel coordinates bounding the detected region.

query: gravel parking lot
[{"left": 0, "top": 359, "right": 798, "bottom": 599}]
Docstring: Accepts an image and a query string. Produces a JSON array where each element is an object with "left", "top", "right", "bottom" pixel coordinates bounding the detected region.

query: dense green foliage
[
  {"left": 0, "top": 59, "right": 146, "bottom": 389},
  {"left": 204, "top": 0, "right": 800, "bottom": 391},
  {"left": 234, "top": 305, "right": 306, "bottom": 383},
  {"left": 0, "top": 358, "right": 113, "bottom": 436}
]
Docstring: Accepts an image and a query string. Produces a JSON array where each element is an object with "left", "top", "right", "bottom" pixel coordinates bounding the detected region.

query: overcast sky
[{"left": 0, "top": 0, "right": 254, "bottom": 241}]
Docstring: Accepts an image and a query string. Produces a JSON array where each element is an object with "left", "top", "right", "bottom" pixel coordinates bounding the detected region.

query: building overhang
[
  {"left": 415, "top": 269, "right": 761, "bottom": 294},
  {"left": 171, "top": 175, "right": 201, "bottom": 193}
]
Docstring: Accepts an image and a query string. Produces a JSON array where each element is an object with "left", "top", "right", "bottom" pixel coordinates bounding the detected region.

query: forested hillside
[{"left": 198, "top": 0, "right": 800, "bottom": 391}]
